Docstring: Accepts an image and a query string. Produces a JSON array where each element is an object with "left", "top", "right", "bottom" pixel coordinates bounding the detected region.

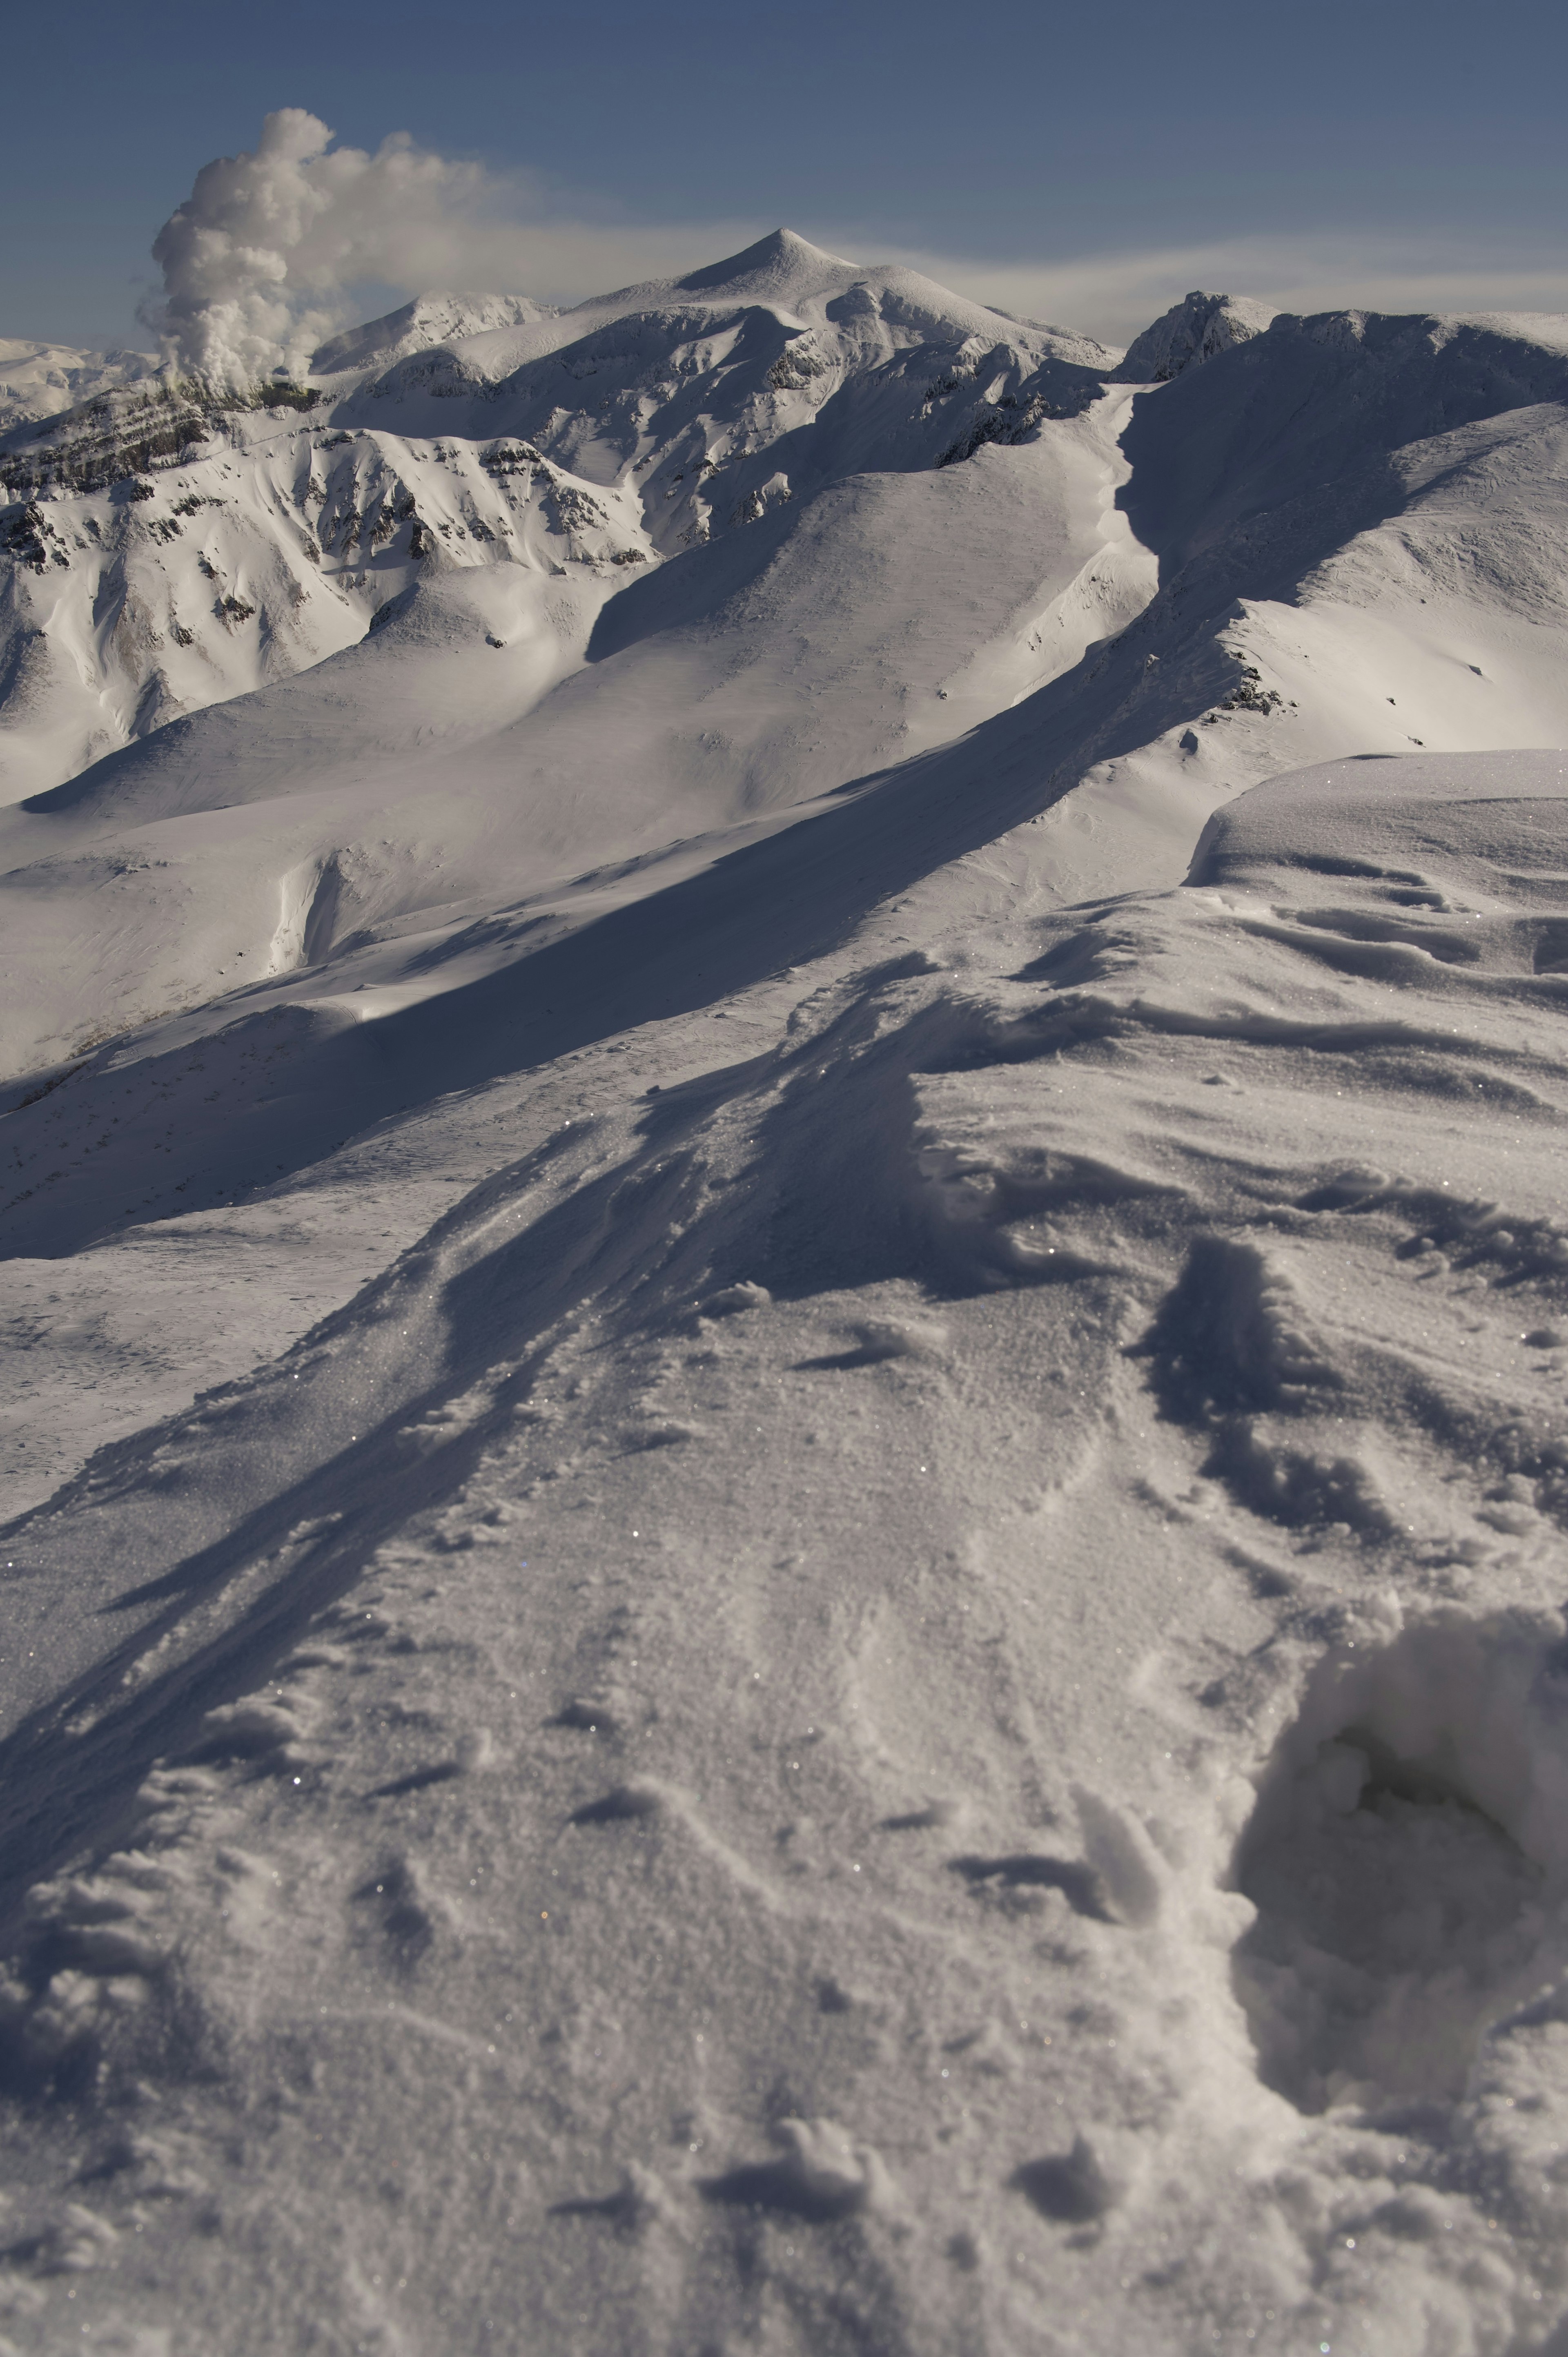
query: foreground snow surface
[
  {"left": 2, "top": 745, "right": 1568, "bottom": 2355},
  {"left": 4, "top": 241, "right": 1568, "bottom": 2353}
]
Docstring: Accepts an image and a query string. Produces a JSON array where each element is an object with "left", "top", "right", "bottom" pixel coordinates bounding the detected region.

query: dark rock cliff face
[
  {"left": 0, "top": 380, "right": 318, "bottom": 498},
  {"left": 1, "top": 502, "right": 68, "bottom": 572}
]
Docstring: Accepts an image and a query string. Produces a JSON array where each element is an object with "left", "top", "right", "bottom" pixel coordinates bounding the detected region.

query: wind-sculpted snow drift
[{"left": 2, "top": 227, "right": 1568, "bottom": 2355}]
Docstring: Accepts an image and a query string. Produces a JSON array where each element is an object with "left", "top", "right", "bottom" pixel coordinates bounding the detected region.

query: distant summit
[
  {"left": 1118, "top": 289, "right": 1276, "bottom": 381},
  {"left": 671, "top": 227, "right": 857, "bottom": 297},
  {"left": 571, "top": 230, "right": 1116, "bottom": 366},
  {"left": 310, "top": 292, "right": 558, "bottom": 377},
  {"left": 578, "top": 227, "right": 869, "bottom": 323}
]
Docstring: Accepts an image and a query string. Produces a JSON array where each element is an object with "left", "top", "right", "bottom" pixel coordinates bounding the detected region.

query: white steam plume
[
  {"left": 144, "top": 109, "right": 505, "bottom": 384},
  {"left": 142, "top": 110, "right": 767, "bottom": 386}
]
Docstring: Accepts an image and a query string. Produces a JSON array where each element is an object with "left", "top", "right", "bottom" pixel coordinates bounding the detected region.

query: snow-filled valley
[{"left": 2, "top": 230, "right": 1568, "bottom": 2355}]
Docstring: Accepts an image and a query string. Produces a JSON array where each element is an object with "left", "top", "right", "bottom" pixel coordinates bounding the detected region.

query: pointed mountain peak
[{"left": 673, "top": 227, "right": 857, "bottom": 298}]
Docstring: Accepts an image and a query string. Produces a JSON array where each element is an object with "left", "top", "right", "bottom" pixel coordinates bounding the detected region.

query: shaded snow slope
[{"left": 3, "top": 751, "right": 1568, "bottom": 2354}]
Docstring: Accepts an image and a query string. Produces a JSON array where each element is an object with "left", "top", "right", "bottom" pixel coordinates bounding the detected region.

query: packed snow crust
[{"left": 2, "top": 231, "right": 1568, "bottom": 2355}]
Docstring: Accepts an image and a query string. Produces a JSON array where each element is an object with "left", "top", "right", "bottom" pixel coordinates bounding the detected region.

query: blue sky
[{"left": 8, "top": 0, "right": 1567, "bottom": 349}]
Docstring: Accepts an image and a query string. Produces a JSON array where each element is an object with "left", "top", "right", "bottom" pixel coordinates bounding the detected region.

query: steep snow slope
[{"left": 2, "top": 749, "right": 1568, "bottom": 2357}]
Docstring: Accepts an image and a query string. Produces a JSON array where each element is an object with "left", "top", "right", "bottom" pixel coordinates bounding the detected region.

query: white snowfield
[{"left": 1, "top": 235, "right": 1568, "bottom": 2354}]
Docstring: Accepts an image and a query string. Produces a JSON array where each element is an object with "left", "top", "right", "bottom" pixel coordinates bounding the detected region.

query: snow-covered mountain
[
  {"left": 0, "top": 230, "right": 1115, "bottom": 804},
  {"left": 2, "top": 236, "right": 1564, "bottom": 1100},
  {"left": 3, "top": 229, "right": 1568, "bottom": 2355},
  {"left": 0, "top": 337, "right": 158, "bottom": 433}
]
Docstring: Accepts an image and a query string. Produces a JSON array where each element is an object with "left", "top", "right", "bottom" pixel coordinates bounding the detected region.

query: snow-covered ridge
[
  {"left": 309, "top": 290, "right": 558, "bottom": 376},
  {"left": 0, "top": 338, "right": 158, "bottom": 433}
]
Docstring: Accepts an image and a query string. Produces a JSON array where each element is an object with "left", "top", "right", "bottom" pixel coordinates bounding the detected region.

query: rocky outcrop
[
  {"left": 0, "top": 379, "right": 318, "bottom": 498},
  {"left": 1117, "top": 289, "right": 1277, "bottom": 382}
]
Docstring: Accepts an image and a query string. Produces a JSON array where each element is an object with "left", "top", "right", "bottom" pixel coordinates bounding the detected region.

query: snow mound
[{"left": 700, "top": 2115, "right": 896, "bottom": 2220}]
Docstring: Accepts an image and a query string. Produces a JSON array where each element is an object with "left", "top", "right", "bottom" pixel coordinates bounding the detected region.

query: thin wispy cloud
[{"left": 905, "top": 235, "right": 1568, "bottom": 344}]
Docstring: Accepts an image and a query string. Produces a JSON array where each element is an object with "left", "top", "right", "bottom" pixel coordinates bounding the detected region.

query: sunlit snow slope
[{"left": 2, "top": 240, "right": 1568, "bottom": 2357}]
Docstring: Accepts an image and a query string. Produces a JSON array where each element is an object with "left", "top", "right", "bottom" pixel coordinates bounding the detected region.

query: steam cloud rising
[{"left": 142, "top": 109, "right": 512, "bottom": 384}]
